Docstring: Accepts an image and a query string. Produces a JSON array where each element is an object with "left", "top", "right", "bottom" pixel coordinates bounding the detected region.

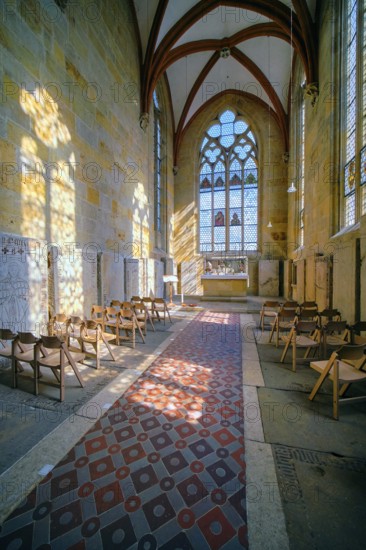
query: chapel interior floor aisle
[{"left": 0, "top": 310, "right": 247, "bottom": 549}]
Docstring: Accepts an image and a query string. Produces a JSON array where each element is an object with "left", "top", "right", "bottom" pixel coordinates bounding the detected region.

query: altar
[{"left": 201, "top": 274, "right": 249, "bottom": 299}]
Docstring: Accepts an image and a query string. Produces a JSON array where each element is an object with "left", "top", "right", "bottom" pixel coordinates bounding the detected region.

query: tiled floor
[{"left": 0, "top": 310, "right": 247, "bottom": 549}]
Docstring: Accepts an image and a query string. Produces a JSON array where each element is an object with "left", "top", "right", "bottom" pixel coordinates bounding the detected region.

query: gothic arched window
[{"left": 199, "top": 109, "right": 258, "bottom": 252}]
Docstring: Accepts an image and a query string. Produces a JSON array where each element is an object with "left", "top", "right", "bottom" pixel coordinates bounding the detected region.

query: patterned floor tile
[{"left": 0, "top": 311, "right": 248, "bottom": 548}]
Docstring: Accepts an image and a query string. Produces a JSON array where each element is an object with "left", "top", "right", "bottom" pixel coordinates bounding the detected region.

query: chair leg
[
  {"left": 280, "top": 338, "right": 291, "bottom": 363},
  {"left": 60, "top": 355, "right": 65, "bottom": 402},
  {"left": 269, "top": 320, "right": 276, "bottom": 344},
  {"left": 308, "top": 355, "right": 336, "bottom": 401},
  {"left": 103, "top": 337, "right": 117, "bottom": 361},
  {"left": 332, "top": 359, "right": 339, "bottom": 420},
  {"left": 292, "top": 338, "right": 296, "bottom": 372}
]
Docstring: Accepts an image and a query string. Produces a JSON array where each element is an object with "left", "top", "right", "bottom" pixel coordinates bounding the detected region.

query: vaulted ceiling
[{"left": 132, "top": 0, "right": 318, "bottom": 160}]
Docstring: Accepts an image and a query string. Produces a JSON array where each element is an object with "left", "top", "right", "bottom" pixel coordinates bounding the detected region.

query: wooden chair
[
  {"left": 79, "top": 320, "right": 117, "bottom": 369},
  {"left": 142, "top": 297, "right": 160, "bottom": 323},
  {"left": 321, "top": 320, "right": 350, "bottom": 357},
  {"left": 309, "top": 345, "right": 366, "bottom": 420},
  {"left": 0, "top": 328, "right": 18, "bottom": 361},
  {"left": 13, "top": 332, "right": 39, "bottom": 392},
  {"left": 153, "top": 298, "right": 172, "bottom": 325},
  {"left": 132, "top": 302, "right": 148, "bottom": 335},
  {"left": 103, "top": 307, "right": 121, "bottom": 344},
  {"left": 51, "top": 313, "right": 70, "bottom": 339},
  {"left": 34, "top": 335, "right": 85, "bottom": 402},
  {"left": 269, "top": 307, "right": 298, "bottom": 347},
  {"left": 317, "top": 308, "right": 341, "bottom": 326},
  {"left": 91, "top": 305, "right": 104, "bottom": 327},
  {"left": 280, "top": 320, "right": 321, "bottom": 372},
  {"left": 349, "top": 321, "right": 366, "bottom": 344},
  {"left": 13, "top": 332, "right": 64, "bottom": 393},
  {"left": 259, "top": 301, "right": 281, "bottom": 331},
  {"left": 119, "top": 308, "right": 145, "bottom": 348},
  {"left": 300, "top": 301, "right": 318, "bottom": 312},
  {"left": 67, "top": 315, "right": 84, "bottom": 350}
]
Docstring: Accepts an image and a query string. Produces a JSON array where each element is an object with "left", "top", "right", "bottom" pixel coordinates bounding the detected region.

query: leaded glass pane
[
  {"left": 200, "top": 210, "right": 212, "bottom": 227},
  {"left": 244, "top": 225, "right": 257, "bottom": 245},
  {"left": 207, "top": 124, "right": 220, "bottom": 137},
  {"left": 229, "top": 208, "right": 241, "bottom": 225},
  {"left": 362, "top": 186, "right": 366, "bottom": 216},
  {"left": 204, "top": 146, "right": 221, "bottom": 163},
  {"left": 214, "top": 208, "right": 225, "bottom": 225},
  {"left": 247, "top": 131, "right": 256, "bottom": 143},
  {"left": 201, "top": 137, "right": 209, "bottom": 151},
  {"left": 361, "top": 147, "right": 366, "bottom": 185},
  {"left": 345, "top": 192, "right": 356, "bottom": 226},
  {"left": 200, "top": 192, "right": 211, "bottom": 210},
  {"left": 213, "top": 189, "right": 225, "bottom": 208},
  {"left": 244, "top": 188, "right": 257, "bottom": 206},
  {"left": 199, "top": 109, "right": 257, "bottom": 252},
  {"left": 234, "top": 120, "right": 248, "bottom": 134},
  {"left": 200, "top": 227, "right": 212, "bottom": 244},
  {"left": 220, "top": 134, "right": 235, "bottom": 148},
  {"left": 229, "top": 226, "right": 242, "bottom": 250},
  {"left": 344, "top": 159, "right": 356, "bottom": 195},
  {"left": 230, "top": 188, "right": 242, "bottom": 207},
  {"left": 219, "top": 110, "right": 235, "bottom": 123},
  {"left": 214, "top": 226, "right": 226, "bottom": 250}
]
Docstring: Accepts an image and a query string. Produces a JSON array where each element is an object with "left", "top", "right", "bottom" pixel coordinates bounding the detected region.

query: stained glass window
[
  {"left": 153, "top": 90, "right": 162, "bottom": 233},
  {"left": 299, "top": 100, "right": 305, "bottom": 246},
  {"left": 342, "top": 0, "right": 365, "bottom": 226},
  {"left": 199, "top": 109, "right": 258, "bottom": 252}
]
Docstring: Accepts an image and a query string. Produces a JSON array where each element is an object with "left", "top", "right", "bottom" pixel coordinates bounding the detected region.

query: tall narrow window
[
  {"left": 153, "top": 90, "right": 162, "bottom": 233},
  {"left": 342, "top": 0, "right": 365, "bottom": 225},
  {"left": 199, "top": 109, "right": 258, "bottom": 253},
  {"left": 299, "top": 100, "right": 305, "bottom": 247}
]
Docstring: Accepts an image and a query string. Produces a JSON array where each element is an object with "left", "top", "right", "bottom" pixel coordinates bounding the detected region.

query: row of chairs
[
  {"left": 0, "top": 298, "right": 174, "bottom": 402},
  {"left": 0, "top": 328, "right": 85, "bottom": 402},
  {"left": 259, "top": 301, "right": 366, "bottom": 419}
]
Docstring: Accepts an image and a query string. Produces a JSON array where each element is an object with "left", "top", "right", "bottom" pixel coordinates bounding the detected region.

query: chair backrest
[
  {"left": 0, "top": 328, "right": 17, "bottom": 341},
  {"left": 122, "top": 301, "right": 133, "bottom": 309},
  {"left": 104, "top": 307, "right": 120, "bottom": 327},
  {"left": 351, "top": 321, "right": 366, "bottom": 335},
  {"left": 278, "top": 308, "right": 298, "bottom": 320},
  {"left": 338, "top": 344, "right": 366, "bottom": 361},
  {"left": 39, "top": 335, "right": 63, "bottom": 349},
  {"left": 154, "top": 298, "right": 166, "bottom": 305},
  {"left": 17, "top": 332, "right": 38, "bottom": 345},
  {"left": 54, "top": 313, "right": 69, "bottom": 323},
  {"left": 298, "top": 309, "right": 318, "bottom": 320},
  {"left": 301, "top": 301, "right": 317, "bottom": 308},
  {"left": 69, "top": 315, "right": 83, "bottom": 325},
  {"left": 282, "top": 301, "right": 299, "bottom": 310},
  {"left": 296, "top": 320, "right": 318, "bottom": 334},
  {"left": 120, "top": 309, "right": 134, "bottom": 320},
  {"left": 319, "top": 309, "right": 341, "bottom": 319},
  {"left": 263, "top": 301, "right": 280, "bottom": 308},
  {"left": 110, "top": 300, "right": 122, "bottom": 309},
  {"left": 323, "top": 320, "right": 348, "bottom": 334},
  {"left": 91, "top": 305, "right": 104, "bottom": 319},
  {"left": 131, "top": 296, "right": 142, "bottom": 302}
]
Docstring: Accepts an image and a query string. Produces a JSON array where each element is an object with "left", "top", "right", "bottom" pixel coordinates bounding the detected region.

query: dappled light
[
  {"left": 20, "top": 88, "right": 71, "bottom": 148},
  {"left": 132, "top": 181, "right": 150, "bottom": 258},
  {"left": 19, "top": 88, "right": 82, "bottom": 316}
]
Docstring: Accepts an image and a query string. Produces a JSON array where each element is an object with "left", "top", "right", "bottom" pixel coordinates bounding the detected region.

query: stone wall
[
  {"left": 0, "top": 0, "right": 174, "bottom": 317},
  {"left": 288, "top": 0, "right": 364, "bottom": 320}
]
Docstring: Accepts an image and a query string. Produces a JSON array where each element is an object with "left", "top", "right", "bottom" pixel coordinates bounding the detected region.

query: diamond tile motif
[{"left": 0, "top": 311, "right": 247, "bottom": 548}]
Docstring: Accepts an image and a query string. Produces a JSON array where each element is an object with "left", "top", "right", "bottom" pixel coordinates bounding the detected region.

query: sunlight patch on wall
[{"left": 133, "top": 181, "right": 150, "bottom": 258}]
